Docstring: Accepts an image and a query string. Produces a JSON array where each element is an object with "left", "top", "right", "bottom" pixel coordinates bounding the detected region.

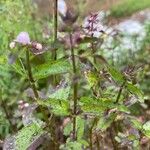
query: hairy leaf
[
  {"left": 33, "top": 59, "right": 72, "bottom": 79},
  {"left": 129, "top": 118, "right": 143, "bottom": 130},
  {"left": 97, "top": 113, "right": 117, "bottom": 131},
  {"left": 80, "top": 97, "right": 114, "bottom": 114},
  {"left": 38, "top": 99, "right": 70, "bottom": 116},
  {"left": 3, "top": 123, "right": 47, "bottom": 150},
  {"left": 143, "top": 121, "right": 150, "bottom": 138},
  {"left": 84, "top": 71, "right": 99, "bottom": 88},
  {"left": 107, "top": 66, "right": 125, "bottom": 83},
  {"left": 48, "top": 80, "right": 71, "bottom": 100},
  {"left": 126, "top": 83, "right": 144, "bottom": 103}
]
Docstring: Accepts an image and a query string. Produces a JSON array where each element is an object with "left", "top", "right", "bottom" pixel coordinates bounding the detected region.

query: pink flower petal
[{"left": 16, "top": 32, "right": 30, "bottom": 45}]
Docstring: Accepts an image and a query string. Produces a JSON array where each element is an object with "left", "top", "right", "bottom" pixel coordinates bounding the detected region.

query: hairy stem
[{"left": 69, "top": 32, "right": 78, "bottom": 140}]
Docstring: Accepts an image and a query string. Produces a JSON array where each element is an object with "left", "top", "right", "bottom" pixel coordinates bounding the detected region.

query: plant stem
[
  {"left": 53, "top": 0, "right": 58, "bottom": 60},
  {"left": 26, "top": 50, "right": 49, "bottom": 124},
  {"left": 109, "top": 126, "right": 119, "bottom": 150},
  {"left": 69, "top": 32, "right": 78, "bottom": 140},
  {"left": 91, "top": 20, "right": 96, "bottom": 65},
  {"left": 96, "top": 134, "right": 100, "bottom": 150},
  {"left": 115, "top": 80, "right": 126, "bottom": 104},
  {"left": 26, "top": 50, "right": 39, "bottom": 99}
]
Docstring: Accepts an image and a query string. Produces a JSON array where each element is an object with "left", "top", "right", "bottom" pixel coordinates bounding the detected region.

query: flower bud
[
  {"left": 30, "top": 41, "right": 44, "bottom": 55},
  {"left": 9, "top": 41, "right": 16, "bottom": 49},
  {"left": 24, "top": 103, "right": 29, "bottom": 108},
  {"left": 35, "top": 43, "right": 42, "bottom": 50}
]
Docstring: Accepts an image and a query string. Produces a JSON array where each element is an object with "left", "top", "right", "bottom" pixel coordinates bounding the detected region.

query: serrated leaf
[
  {"left": 85, "top": 71, "right": 98, "bottom": 88},
  {"left": 129, "top": 118, "right": 143, "bottom": 130},
  {"left": 16, "top": 123, "right": 44, "bottom": 150},
  {"left": 117, "top": 105, "right": 130, "bottom": 113},
  {"left": 33, "top": 59, "right": 72, "bottom": 79},
  {"left": 76, "top": 117, "right": 85, "bottom": 140},
  {"left": 48, "top": 80, "right": 71, "bottom": 100},
  {"left": 97, "top": 113, "right": 117, "bottom": 131},
  {"left": 107, "top": 66, "right": 125, "bottom": 83},
  {"left": 143, "top": 121, "right": 150, "bottom": 138},
  {"left": 63, "top": 121, "right": 72, "bottom": 136},
  {"left": 60, "top": 138, "right": 87, "bottom": 150},
  {"left": 126, "top": 83, "right": 144, "bottom": 102},
  {"left": 80, "top": 97, "right": 114, "bottom": 114},
  {"left": 63, "top": 117, "right": 85, "bottom": 140},
  {"left": 12, "top": 60, "right": 26, "bottom": 76},
  {"left": 38, "top": 99, "right": 70, "bottom": 116},
  {"left": 3, "top": 123, "right": 46, "bottom": 150}
]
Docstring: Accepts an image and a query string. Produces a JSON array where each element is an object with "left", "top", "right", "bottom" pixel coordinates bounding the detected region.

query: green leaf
[
  {"left": 129, "top": 118, "right": 143, "bottom": 130},
  {"left": 85, "top": 71, "right": 98, "bottom": 88},
  {"left": 48, "top": 84, "right": 70, "bottom": 100},
  {"left": 33, "top": 59, "right": 72, "bottom": 79},
  {"left": 63, "top": 117, "right": 85, "bottom": 140},
  {"left": 80, "top": 97, "right": 114, "bottom": 114},
  {"left": 76, "top": 117, "right": 85, "bottom": 140},
  {"left": 38, "top": 99, "right": 70, "bottom": 116},
  {"left": 107, "top": 66, "right": 125, "bottom": 83},
  {"left": 64, "top": 121, "right": 72, "bottom": 136},
  {"left": 97, "top": 113, "right": 117, "bottom": 131},
  {"left": 12, "top": 60, "right": 26, "bottom": 76},
  {"left": 126, "top": 83, "right": 144, "bottom": 102},
  {"left": 117, "top": 105, "right": 130, "bottom": 113},
  {"left": 3, "top": 123, "right": 46, "bottom": 150},
  {"left": 0, "top": 55, "right": 7, "bottom": 64},
  {"left": 60, "top": 138, "right": 88, "bottom": 150},
  {"left": 16, "top": 123, "right": 44, "bottom": 150},
  {"left": 142, "top": 121, "right": 150, "bottom": 137}
]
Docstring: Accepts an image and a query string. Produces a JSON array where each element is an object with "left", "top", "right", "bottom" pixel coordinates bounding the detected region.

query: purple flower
[
  {"left": 15, "top": 32, "right": 30, "bottom": 45},
  {"left": 83, "top": 12, "right": 105, "bottom": 37}
]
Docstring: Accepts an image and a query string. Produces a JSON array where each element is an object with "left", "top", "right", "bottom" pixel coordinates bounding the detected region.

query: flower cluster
[
  {"left": 9, "top": 32, "right": 44, "bottom": 55},
  {"left": 18, "top": 100, "right": 29, "bottom": 110},
  {"left": 83, "top": 12, "right": 105, "bottom": 38}
]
